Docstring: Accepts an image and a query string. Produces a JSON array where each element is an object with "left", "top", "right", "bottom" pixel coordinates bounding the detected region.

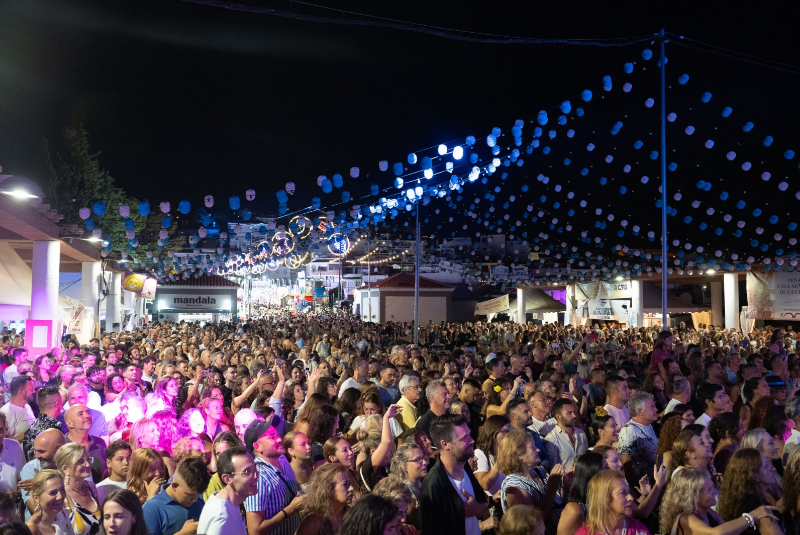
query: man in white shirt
[
  {"left": 664, "top": 378, "right": 691, "bottom": 414},
  {"left": 603, "top": 375, "right": 631, "bottom": 428},
  {"left": 338, "top": 357, "right": 368, "bottom": 397},
  {"left": 0, "top": 413, "right": 25, "bottom": 493},
  {"left": 97, "top": 440, "right": 132, "bottom": 503},
  {"left": 2, "top": 348, "right": 27, "bottom": 388},
  {"left": 544, "top": 399, "right": 588, "bottom": 471},
  {"left": 198, "top": 446, "right": 258, "bottom": 535},
  {"left": 695, "top": 382, "right": 726, "bottom": 427},
  {"left": 527, "top": 391, "right": 556, "bottom": 436},
  {"left": 0, "top": 377, "right": 35, "bottom": 440}
]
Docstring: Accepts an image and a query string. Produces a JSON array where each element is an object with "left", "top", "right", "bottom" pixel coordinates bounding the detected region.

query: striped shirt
[{"left": 244, "top": 456, "right": 300, "bottom": 535}]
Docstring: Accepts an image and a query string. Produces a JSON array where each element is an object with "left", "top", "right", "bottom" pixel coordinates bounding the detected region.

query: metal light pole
[
  {"left": 414, "top": 200, "right": 420, "bottom": 344},
  {"left": 660, "top": 28, "right": 669, "bottom": 330}
]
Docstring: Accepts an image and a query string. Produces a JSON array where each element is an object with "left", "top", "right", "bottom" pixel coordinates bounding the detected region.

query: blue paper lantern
[
  {"left": 332, "top": 174, "right": 344, "bottom": 188},
  {"left": 370, "top": 184, "right": 379, "bottom": 196},
  {"left": 634, "top": 140, "right": 644, "bottom": 149},
  {"left": 560, "top": 101, "right": 571, "bottom": 114},
  {"left": 623, "top": 62, "right": 633, "bottom": 74},
  {"left": 422, "top": 156, "right": 432, "bottom": 170},
  {"left": 393, "top": 162, "right": 404, "bottom": 176},
  {"left": 537, "top": 111, "right": 548, "bottom": 125},
  {"left": 394, "top": 177, "right": 404, "bottom": 189},
  {"left": 785, "top": 150, "right": 796, "bottom": 160},
  {"left": 229, "top": 196, "right": 241, "bottom": 210},
  {"left": 178, "top": 200, "right": 191, "bottom": 214},
  {"left": 124, "top": 218, "right": 134, "bottom": 230},
  {"left": 611, "top": 121, "right": 623, "bottom": 135},
  {"left": 642, "top": 49, "right": 653, "bottom": 60},
  {"left": 407, "top": 153, "right": 417, "bottom": 165},
  {"left": 93, "top": 202, "right": 106, "bottom": 216},
  {"left": 678, "top": 74, "right": 689, "bottom": 85},
  {"left": 743, "top": 122, "right": 754, "bottom": 132},
  {"left": 701, "top": 92, "right": 712, "bottom": 103},
  {"left": 602, "top": 75, "right": 612, "bottom": 91},
  {"left": 162, "top": 216, "right": 171, "bottom": 229},
  {"left": 721, "top": 107, "right": 732, "bottom": 117},
  {"left": 84, "top": 219, "right": 95, "bottom": 230},
  {"left": 764, "top": 136, "right": 774, "bottom": 146},
  {"left": 276, "top": 190, "right": 288, "bottom": 203},
  {"left": 321, "top": 179, "right": 333, "bottom": 193},
  {"left": 342, "top": 191, "right": 350, "bottom": 202},
  {"left": 138, "top": 202, "right": 150, "bottom": 216}
]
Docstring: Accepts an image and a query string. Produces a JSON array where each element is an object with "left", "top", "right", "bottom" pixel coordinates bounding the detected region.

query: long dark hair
[
  {"left": 654, "top": 331, "right": 673, "bottom": 351},
  {"left": 475, "top": 415, "right": 509, "bottom": 457},
  {"left": 336, "top": 494, "right": 398, "bottom": 535},
  {"left": 100, "top": 489, "right": 148, "bottom": 535},
  {"left": 569, "top": 451, "right": 603, "bottom": 503},
  {"left": 306, "top": 404, "right": 340, "bottom": 444}
]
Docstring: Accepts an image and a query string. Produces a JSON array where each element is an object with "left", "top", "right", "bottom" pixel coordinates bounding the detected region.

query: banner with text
[
  {"left": 474, "top": 294, "right": 510, "bottom": 316},
  {"left": 746, "top": 272, "right": 800, "bottom": 320}
]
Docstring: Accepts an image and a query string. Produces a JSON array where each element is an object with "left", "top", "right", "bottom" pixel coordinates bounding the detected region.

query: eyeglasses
[{"left": 406, "top": 457, "right": 426, "bottom": 465}]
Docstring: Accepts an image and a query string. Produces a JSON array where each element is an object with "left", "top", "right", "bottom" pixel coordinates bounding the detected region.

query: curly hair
[
  {"left": 389, "top": 443, "right": 422, "bottom": 480},
  {"left": 299, "top": 462, "right": 349, "bottom": 518},
  {"left": 495, "top": 429, "right": 534, "bottom": 476},
  {"left": 659, "top": 468, "right": 707, "bottom": 534},
  {"left": 306, "top": 404, "right": 340, "bottom": 444},
  {"left": 717, "top": 448, "right": 768, "bottom": 520},
  {"left": 748, "top": 396, "right": 778, "bottom": 431},
  {"left": 176, "top": 407, "right": 206, "bottom": 438},
  {"left": 708, "top": 412, "right": 742, "bottom": 449},
  {"left": 336, "top": 494, "right": 398, "bottom": 535},
  {"left": 784, "top": 447, "right": 800, "bottom": 519},
  {"left": 657, "top": 413, "right": 685, "bottom": 456},
  {"left": 151, "top": 410, "right": 178, "bottom": 455}
]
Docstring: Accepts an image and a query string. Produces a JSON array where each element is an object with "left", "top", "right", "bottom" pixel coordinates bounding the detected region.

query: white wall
[{"left": 383, "top": 295, "right": 448, "bottom": 323}]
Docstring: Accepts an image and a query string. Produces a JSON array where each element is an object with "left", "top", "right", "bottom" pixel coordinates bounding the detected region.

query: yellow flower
[
  {"left": 493, "top": 385, "right": 502, "bottom": 392},
  {"left": 595, "top": 406, "right": 608, "bottom": 417}
]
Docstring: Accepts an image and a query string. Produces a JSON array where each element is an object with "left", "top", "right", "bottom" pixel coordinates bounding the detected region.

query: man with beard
[
  {"left": 421, "top": 415, "right": 487, "bottom": 535},
  {"left": 543, "top": 399, "right": 587, "bottom": 471}
]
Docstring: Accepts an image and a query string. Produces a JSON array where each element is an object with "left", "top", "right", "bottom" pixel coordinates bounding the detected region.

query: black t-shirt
[{"left": 219, "top": 384, "right": 233, "bottom": 408}]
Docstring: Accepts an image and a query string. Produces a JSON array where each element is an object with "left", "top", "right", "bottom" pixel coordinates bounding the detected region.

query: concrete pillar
[
  {"left": 517, "top": 288, "right": 526, "bottom": 324},
  {"left": 31, "top": 241, "right": 60, "bottom": 321},
  {"left": 565, "top": 283, "right": 575, "bottom": 326},
  {"left": 106, "top": 272, "right": 122, "bottom": 333},
  {"left": 123, "top": 290, "right": 135, "bottom": 309},
  {"left": 724, "top": 273, "right": 740, "bottom": 331},
  {"left": 80, "top": 262, "right": 100, "bottom": 325},
  {"left": 630, "top": 280, "right": 644, "bottom": 328},
  {"left": 710, "top": 281, "right": 723, "bottom": 328}
]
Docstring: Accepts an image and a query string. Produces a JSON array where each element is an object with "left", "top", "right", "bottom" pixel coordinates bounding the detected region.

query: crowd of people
[{"left": 0, "top": 312, "right": 794, "bottom": 535}]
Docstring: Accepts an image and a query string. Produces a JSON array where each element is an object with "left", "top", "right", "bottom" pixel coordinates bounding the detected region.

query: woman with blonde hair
[
  {"left": 354, "top": 405, "right": 400, "bottom": 492},
  {"left": 125, "top": 448, "right": 167, "bottom": 504},
  {"left": 127, "top": 419, "right": 161, "bottom": 452},
  {"left": 718, "top": 448, "right": 783, "bottom": 535},
  {"left": 372, "top": 475, "right": 420, "bottom": 535},
  {"left": 26, "top": 469, "right": 73, "bottom": 535},
  {"left": 294, "top": 463, "right": 353, "bottom": 535},
  {"left": 575, "top": 470, "right": 649, "bottom": 535},
  {"left": 499, "top": 505, "right": 544, "bottom": 535},
  {"left": 55, "top": 443, "right": 100, "bottom": 535},
  {"left": 660, "top": 467, "right": 777, "bottom": 535},
  {"left": 389, "top": 443, "right": 427, "bottom": 531},
  {"left": 496, "top": 430, "right": 564, "bottom": 524},
  {"left": 740, "top": 428, "right": 782, "bottom": 493}
]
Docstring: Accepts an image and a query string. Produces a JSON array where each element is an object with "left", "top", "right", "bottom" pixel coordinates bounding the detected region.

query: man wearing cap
[{"left": 244, "top": 417, "right": 304, "bottom": 535}]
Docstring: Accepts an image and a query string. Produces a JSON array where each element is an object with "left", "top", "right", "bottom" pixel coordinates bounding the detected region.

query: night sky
[{"left": 2, "top": 0, "right": 800, "bottom": 265}]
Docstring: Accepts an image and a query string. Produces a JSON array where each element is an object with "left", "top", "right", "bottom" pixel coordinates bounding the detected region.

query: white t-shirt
[
  {"left": 447, "top": 472, "right": 481, "bottom": 535},
  {"left": 0, "top": 403, "right": 35, "bottom": 437},
  {"left": 349, "top": 415, "right": 403, "bottom": 438},
  {"left": 338, "top": 377, "right": 364, "bottom": 397},
  {"left": 197, "top": 492, "right": 247, "bottom": 535},
  {"left": 96, "top": 478, "right": 127, "bottom": 504},
  {"left": 695, "top": 412, "right": 712, "bottom": 427},
  {"left": 603, "top": 404, "right": 630, "bottom": 428},
  {"left": 0, "top": 439, "right": 25, "bottom": 492},
  {"left": 474, "top": 449, "right": 504, "bottom": 496},
  {"left": 2, "top": 365, "right": 18, "bottom": 386}
]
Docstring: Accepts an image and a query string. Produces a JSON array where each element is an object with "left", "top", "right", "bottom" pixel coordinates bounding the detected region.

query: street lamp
[{"left": 0, "top": 172, "right": 44, "bottom": 200}]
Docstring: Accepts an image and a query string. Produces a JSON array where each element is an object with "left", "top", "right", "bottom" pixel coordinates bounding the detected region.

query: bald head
[
  {"left": 234, "top": 408, "right": 261, "bottom": 440},
  {"left": 65, "top": 404, "right": 93, "bottom": 433},
  {"left": 33, "top": 429, "right": 66, "bottom": 468}
]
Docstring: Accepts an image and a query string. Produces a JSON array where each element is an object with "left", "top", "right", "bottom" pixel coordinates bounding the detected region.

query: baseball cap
[
  {"left": 244, "top": 414, "right": 282, "bottom": 452},
  {"left": 765, "top": 375, "right": 787, "bottom": 388}
]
